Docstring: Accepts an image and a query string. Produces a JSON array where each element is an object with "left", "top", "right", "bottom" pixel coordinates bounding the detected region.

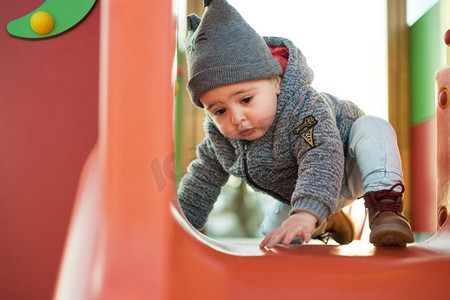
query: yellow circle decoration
[{"left": 30, "top": 11, "right": 55, "bottom": 35}]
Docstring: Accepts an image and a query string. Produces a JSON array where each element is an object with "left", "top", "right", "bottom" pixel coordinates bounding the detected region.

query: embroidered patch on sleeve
[
  {"left": 294, "top": 115, "right": 317, "bottom": 147},
  {"left": 301, "top": 128, "right": 315, "bottom": 147}
]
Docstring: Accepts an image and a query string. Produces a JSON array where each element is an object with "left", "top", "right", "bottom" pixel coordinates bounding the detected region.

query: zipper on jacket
[
  {"left": 242, "top": 141, "right": 288, "bottom": 203},
  {"left": 242, "top": 142, "right": 257, "bottom": 187}
]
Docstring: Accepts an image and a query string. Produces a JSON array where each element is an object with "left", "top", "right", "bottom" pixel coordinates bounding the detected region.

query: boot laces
[
  {"left": 313, "top": 232, "right": 330, "bottom": 244},
  {"left": 362, "top": 183, "right": 404, "bottom": 213}
]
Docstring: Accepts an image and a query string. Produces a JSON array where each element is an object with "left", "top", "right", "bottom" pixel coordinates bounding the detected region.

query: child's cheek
[
  {"left": 217, "top": 124, "right": 229, "bottom": 137},
  {"left": 212, "top": 119, "right": 225, "bottom": 133},
  {"left": 216, "top": 122, "right": 234, "bottom": 139}
]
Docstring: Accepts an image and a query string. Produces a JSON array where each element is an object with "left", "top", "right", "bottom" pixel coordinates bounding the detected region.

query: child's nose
[{"left": 230, "top": 109, "right": 245, "bottom": 125}]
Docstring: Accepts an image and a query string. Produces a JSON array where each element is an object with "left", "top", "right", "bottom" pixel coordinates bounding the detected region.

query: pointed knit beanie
[{"left": 185, "top": 0, "right": 283, "bottom": 108}]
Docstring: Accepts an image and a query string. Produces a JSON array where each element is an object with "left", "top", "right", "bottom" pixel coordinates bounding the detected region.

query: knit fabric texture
[
  {"left": 185, "top": 0, "right": 283, "bottom": 108},
  {"left": 178, "top": 36, "right": 365, "bottom": 230}
]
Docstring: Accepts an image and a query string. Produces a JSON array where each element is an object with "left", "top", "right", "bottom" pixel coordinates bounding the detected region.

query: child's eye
[
  {"left": 214, "top": 108, "right": 226, "bottom": 116},
  {"left": 242, "top": 96, "right": 252, "bottom": 104}
]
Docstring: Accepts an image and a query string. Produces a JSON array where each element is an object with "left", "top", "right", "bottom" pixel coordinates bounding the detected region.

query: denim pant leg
[{"left": 345, "top": 115, "right": 404, "bottom": 196}]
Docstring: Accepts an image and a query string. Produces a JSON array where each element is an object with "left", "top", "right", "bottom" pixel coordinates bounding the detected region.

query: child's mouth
[{"left": 240, "top": 128, "right": 255, "bottom": 137}]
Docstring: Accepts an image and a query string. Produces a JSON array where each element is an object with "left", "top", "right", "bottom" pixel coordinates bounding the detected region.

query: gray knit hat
[{"left": 185, "top": 0, "right": 283, "bottom": 108}]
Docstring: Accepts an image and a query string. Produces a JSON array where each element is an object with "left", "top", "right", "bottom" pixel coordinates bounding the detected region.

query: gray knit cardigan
[{"left": 178, "top": 37, "right": 364, "bottom": 230}]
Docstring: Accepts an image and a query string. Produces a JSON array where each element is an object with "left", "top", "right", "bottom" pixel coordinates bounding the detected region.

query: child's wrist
[{"left": 293, "top": 210, "right": 319, "bottom": 223}]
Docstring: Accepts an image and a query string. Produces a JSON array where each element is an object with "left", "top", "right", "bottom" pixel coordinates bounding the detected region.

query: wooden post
[{"left": 387, "top": 0, "right": 411, "bottom": 218}]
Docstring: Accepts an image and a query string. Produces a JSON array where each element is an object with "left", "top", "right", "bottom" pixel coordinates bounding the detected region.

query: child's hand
[{"left": 260, "top": 211, "right": 318, "bottom": 249}]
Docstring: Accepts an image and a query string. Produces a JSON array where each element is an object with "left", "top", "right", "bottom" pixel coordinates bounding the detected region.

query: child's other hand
[{"left": 259, "top": 211, "right": 318, "bottom": 249}]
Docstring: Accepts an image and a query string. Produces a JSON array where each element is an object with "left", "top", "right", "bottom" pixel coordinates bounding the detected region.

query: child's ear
[{"left": 273, "top": 76, "right": 282, "bottom": 94}]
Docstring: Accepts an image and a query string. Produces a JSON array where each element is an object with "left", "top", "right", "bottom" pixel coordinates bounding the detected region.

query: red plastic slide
[{"left": 54, "top": 0, "right": 450, "bottom": 299}]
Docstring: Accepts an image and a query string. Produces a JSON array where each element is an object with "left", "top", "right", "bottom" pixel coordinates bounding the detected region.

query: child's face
[{"left": 200, "top": 77, "right": 281, "bottom": 141}]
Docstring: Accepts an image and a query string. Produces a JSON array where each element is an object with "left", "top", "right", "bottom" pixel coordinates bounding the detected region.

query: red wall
[{"left": 0, "top": 1, "right": 99, "bottom": 299}]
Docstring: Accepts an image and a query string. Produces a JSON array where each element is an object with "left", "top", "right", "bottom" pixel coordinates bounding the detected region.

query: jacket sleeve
[
  {"left": 178, "top": 138, "right": 230, "bottom": 229},
  {"left": 290, "top": 92, "right": 345, "bottom": 225}
]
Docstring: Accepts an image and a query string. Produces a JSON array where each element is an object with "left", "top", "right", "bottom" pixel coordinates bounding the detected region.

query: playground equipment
[{"left": 33, "top": 0, "right": 448, "bottom": 298}]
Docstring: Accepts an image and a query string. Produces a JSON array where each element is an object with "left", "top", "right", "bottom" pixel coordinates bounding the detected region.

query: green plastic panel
[
  {"left": 409, "top": 0, "right": 445, "bottom": 125},
  {"left": 7, "top": 0, "right": 96, "bottom": 39}
]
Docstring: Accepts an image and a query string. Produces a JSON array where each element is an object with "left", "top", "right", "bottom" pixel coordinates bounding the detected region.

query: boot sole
[{"left": 370, "top": 224, "right": 414, "bottom": 247}]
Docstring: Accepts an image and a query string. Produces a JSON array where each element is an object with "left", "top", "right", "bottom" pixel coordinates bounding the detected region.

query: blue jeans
[{"left": 261, "top": 115, "right": 404, "bottom": 235}]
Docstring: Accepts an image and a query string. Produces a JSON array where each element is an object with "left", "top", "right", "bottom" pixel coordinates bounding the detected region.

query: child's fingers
[
  {"left": 260, "top": 232, "right": 272, "bottom": 248},
  {"left": 260, "top": 223, "right": 315, "bottom": 248},
  {"left": 260, "top": 231, "right": 275, "bottom": 248},
  {"left": 267, "top": 230, "right": 284, "bottom": 248},
  {"left": 282, "top": 229, "right": 297, "bottom": 245},
  {"left": 260, "top": 228, "right": 284, "bottom": 248},
  {"left": 302, "top": 230, "right": 312, "bottom": 243}
]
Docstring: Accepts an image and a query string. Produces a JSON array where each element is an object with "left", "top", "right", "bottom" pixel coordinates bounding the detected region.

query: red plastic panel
[{"left": 0, "top": 1, "right": 99, "bottom": 299}]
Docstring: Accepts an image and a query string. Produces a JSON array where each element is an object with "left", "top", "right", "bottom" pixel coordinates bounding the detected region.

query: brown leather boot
[
  {"left": 326, "top": 210, "right": 355, "bottom": 245},
  {"left": 363, "top": 183, "right": 414, "bottom": 247}
]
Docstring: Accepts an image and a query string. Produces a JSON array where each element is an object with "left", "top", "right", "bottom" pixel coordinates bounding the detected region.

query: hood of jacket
[{"left": 264, "top": 36, "right": 314, "bottom": 115}]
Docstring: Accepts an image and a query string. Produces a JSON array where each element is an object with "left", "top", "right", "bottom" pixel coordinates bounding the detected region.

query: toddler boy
[{"left": 178, "top": 0, "right": 414, "bottom": 248}]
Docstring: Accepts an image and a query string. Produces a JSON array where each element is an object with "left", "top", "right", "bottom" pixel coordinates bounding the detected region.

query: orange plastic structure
[
  {"left": 54, "top": 0, "right": 450, "bottom": 299},
  {"left": 436, "top": 66, "right": 450, "bottom": 229}
]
